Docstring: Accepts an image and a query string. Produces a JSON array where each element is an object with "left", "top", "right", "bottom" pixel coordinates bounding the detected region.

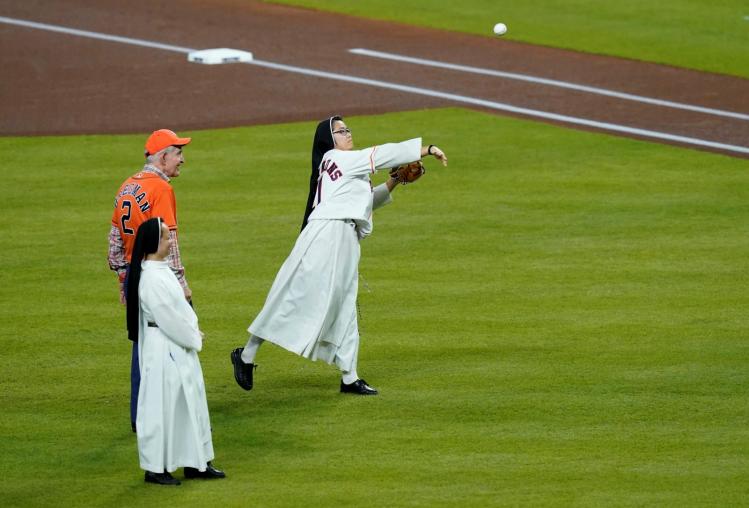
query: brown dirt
[{"left": 1, "top": 0, "right": 748, "bottom": 158}]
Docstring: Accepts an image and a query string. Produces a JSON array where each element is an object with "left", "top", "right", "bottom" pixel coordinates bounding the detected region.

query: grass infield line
[{"left": 2, "top": 15, "right": 748, "bottom": 156}]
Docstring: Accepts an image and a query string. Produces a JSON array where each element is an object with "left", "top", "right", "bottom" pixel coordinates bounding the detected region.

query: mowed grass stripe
[{"left": 0, "top": 108, "right": 747, "bottom": 506}]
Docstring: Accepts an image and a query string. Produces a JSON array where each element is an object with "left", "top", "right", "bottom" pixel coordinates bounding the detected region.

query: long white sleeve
[
  {"left": 369, "top": 138, "right": 422, "bottom": 172},
  {"left": 140, "top": 266, "right": 203, "bottom": 352},
  {"left": 150, "top": 301, "right": 203, "bottom": 352},
  {"left": 330, "top": 138, "right": 421, "bottom": 178},
  {"left": 372, "top": 183, "right": 392, "bottom": 210}
]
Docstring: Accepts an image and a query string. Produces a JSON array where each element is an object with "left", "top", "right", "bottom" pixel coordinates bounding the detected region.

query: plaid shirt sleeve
[
  {"left": 167, "top": 229, "right": 189, "bottom": 290},
  {"left": 107, "top": 225, "right": 128, "bottom": 282}
]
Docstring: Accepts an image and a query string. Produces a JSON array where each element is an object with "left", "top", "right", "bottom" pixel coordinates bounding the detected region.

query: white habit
[
  {"left": 136, "top": 260, "right": 214, "bottom": 473},
  {"left": 248, "top": 138, "right": 421, "bottom": 370}
]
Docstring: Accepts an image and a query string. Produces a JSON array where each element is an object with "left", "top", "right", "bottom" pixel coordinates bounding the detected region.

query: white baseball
[{"left": 493, "top": 22, "right": 507, "bottom": 36}]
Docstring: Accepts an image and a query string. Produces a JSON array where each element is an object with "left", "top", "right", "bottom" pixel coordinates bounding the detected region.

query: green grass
[
  {"left": 1, "top": 108, "right": 748, "bottom": 506},
  {"left": 265, "top": 0, "right": 749, "bottom": 78}
]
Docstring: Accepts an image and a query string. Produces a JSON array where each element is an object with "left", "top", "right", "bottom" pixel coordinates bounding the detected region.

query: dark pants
[
  {"left": 130, "top": 341, "right": 140, "bottom": 426},
  {"left": 123, "top": 265, "right": 141, "bottom": 427}
]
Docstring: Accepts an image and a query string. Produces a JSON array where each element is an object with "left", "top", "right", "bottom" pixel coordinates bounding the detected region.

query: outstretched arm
[{"left": 380, "top": 143, "right": 447, "bottom": 196}]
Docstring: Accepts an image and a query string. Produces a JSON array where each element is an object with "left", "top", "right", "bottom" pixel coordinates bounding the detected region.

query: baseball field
[{"left": 1, "top": 1, "right": 748, "bottom": 506}]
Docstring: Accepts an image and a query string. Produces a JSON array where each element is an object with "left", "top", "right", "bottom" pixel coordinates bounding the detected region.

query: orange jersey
[{"left": 111, "top": 171, "right": 178, "bottom": 261}]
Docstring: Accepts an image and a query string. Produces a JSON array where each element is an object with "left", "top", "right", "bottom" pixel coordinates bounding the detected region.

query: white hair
[{"left": 146, "top": 145, "right": 179, "bottom": 164}]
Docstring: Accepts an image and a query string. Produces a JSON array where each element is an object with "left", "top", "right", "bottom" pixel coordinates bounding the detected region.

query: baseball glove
[{"left": 389, "top": 160, "right": 426, "bottom": 185}]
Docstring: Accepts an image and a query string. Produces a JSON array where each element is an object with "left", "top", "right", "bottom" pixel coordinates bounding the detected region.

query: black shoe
[
  {"left": 145, "top": 471, "right": 181, "bottom": 486},
  {"left": 231, "top": 347, "right": 256, "bottom": 390},
  {"left": 184, "top": 462, "right": 226, "bottom": 479},
  {"left": 340, "top": 379, "right": 378, "bottom": 395}
]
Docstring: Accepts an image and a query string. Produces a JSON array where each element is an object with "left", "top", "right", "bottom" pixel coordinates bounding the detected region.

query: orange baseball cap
[{"left": 144, "top": 129, "right": 192, "bottom": 156}]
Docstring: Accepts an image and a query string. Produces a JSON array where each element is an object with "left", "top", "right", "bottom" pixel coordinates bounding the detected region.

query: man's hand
[
  {"left": 119, "top": 282, "right": 126, "bottom": 305},
  {"left": 184, "top": 286, "right": 192, "bottom": 301}
]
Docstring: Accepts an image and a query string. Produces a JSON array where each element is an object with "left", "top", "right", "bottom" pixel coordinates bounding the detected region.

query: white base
[{"left": 187, "top": 48, "right": 254, "bottom": 65}]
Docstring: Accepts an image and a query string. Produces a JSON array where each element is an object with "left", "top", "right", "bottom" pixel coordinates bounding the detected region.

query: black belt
[{"left": 147, "top": 322, "right": 158, "bottom": 328}]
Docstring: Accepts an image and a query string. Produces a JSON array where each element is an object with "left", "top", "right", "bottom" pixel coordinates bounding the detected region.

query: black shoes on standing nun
[
  {"left": 184, "top": 462, "right": 226, "bottom": 479},
  {"left": 340, "top": 379, "right": 378, "bottom": 395},
  {"left": 145, "top": 471, "right": 180, "bottom": 486},
  {"left": 145, "top": 462, "right": 226, "bottom": 486}
]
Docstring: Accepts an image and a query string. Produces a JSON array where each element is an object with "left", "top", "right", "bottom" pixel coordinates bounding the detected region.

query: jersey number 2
[{"left": 120, "top": 200, "right": 135, "bottom": 235}]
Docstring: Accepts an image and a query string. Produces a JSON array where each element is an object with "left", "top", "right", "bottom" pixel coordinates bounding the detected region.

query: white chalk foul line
[
  {"left": 2, "top": 15, "right": 748, "bottom": 155},
  {"left": 349, "top": 48, "right": 749, "bottom": 122},
  {"left": 247, "top": 59, "right": 749, "bottom": 155},
  {"left": 0, "top": 16, "right": 196, "bottom": 53}
]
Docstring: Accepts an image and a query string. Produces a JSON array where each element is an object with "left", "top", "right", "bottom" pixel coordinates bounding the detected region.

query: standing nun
[
  {"left": 231, "top": 115, "right": 448, "bottom": 395},
  {"left": 127, "top": 217, "right": 225, "bottom": 485}
]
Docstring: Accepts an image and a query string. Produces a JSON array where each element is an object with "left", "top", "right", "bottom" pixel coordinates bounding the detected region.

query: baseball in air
[{"left": 493, "top": 22, "right": 507, "bottom": 36}]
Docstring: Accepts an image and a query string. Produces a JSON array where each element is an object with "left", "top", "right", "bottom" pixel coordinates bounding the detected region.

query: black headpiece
[{"left": 301, "top": 115, "right": 341, "bottom": 231}]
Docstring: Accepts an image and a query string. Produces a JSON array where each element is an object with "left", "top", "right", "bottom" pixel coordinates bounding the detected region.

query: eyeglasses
[{"left": 332, "top": 128, "right": 352, "bottom": 136}]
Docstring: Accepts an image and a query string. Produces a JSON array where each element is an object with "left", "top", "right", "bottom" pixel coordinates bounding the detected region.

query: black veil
[
  {"left": 125, "top": 217, "right": 162, "bottom": 342},
  {"left": 301, "top": 115, "right": 341, "bottom": 231}
]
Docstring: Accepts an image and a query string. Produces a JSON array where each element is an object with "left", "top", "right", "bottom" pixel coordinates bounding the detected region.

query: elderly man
[{"left": 108, "top": 129, "right": 192, "bottom": 433}]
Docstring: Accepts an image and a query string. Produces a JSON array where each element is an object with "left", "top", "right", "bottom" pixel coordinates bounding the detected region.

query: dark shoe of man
[
  {"left": 340, "top": 379, "right": 378, "bottom": 395},
  {"left": 145, "top": 471, "right": 181, "bottom": 486},
  {"left": 184, "top": 462, "right": 226, "bottom": 479},
  {"left": 231, "top": 348, "right": 256, "bottom": 390}
]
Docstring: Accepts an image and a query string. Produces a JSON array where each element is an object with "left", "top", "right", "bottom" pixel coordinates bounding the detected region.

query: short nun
[{"left": 127, "top": 217, "right": 224, "bottom": 485}]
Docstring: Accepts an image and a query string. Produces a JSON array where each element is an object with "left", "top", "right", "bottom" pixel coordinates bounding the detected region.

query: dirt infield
[{"left": 1, "top": 0, "right": 748, "bottom": 158}]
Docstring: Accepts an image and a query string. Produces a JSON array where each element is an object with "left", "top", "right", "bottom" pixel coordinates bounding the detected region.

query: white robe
[
  {"left": 136, "top": 260, "right": 214, "bottom": 473},
  {"left": 248, "top": 138, "right": 421, "bottom": 370}
]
